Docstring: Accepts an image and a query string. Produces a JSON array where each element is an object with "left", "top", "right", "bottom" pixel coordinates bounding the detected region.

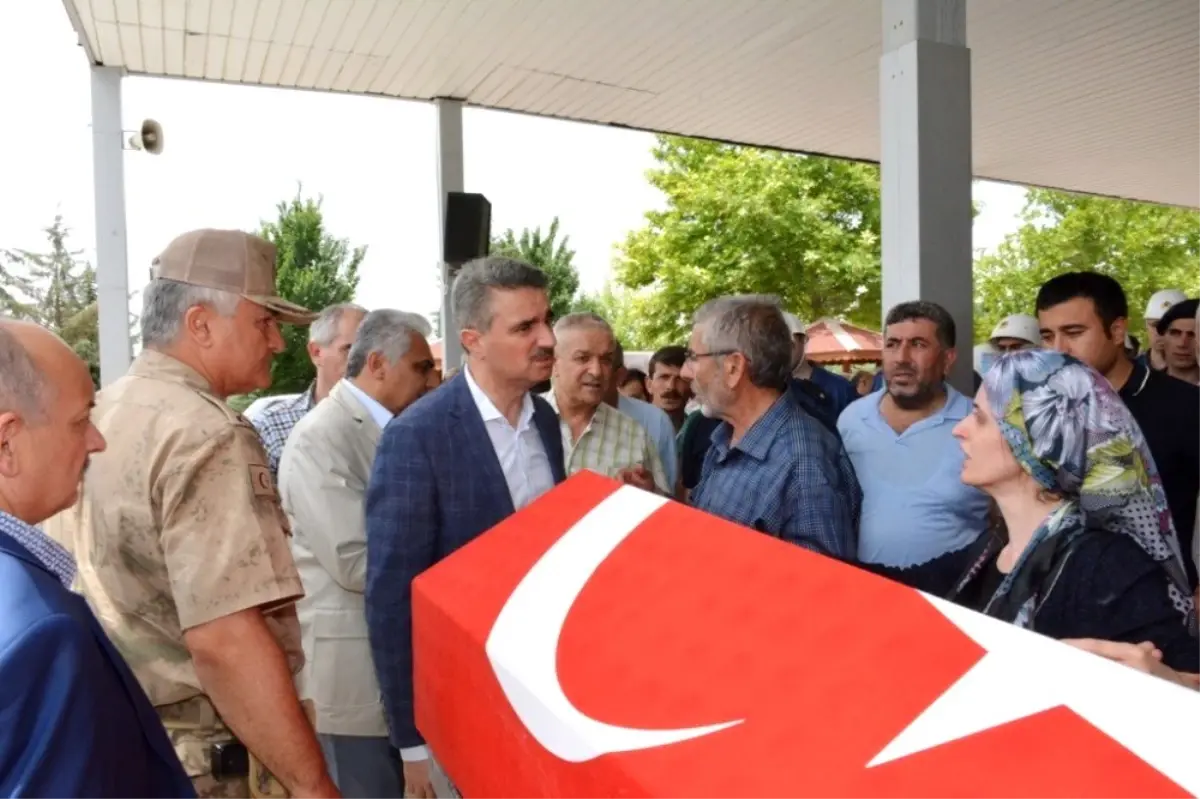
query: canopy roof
[
  {"left": 804, "top": 318, "right": 883, "bottom": 366},
  {"left": 62, "top": 0, "right": 1198, "bottom": 208}
]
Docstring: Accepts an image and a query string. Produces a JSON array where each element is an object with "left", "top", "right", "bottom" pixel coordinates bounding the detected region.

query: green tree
[
  {"left": 574, "top": 283, "right": 659, "bottom": 350},
  {"left": 491, "top": 217, "right": 581, "bottom": 319},
  {"left": 257, "top": 191, "right": 364, "bottom": 395},
  {"left": 613, "top": 136, "right": 882, "bottom": 347},
  {"left": 2, "top": 216, "right": 102, "bottom": 384},
  {"left": 974, "top": 189, "right": 1200, "bottom": 341}
]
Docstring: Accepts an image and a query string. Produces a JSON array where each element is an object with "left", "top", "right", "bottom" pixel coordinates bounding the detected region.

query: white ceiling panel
[{"left": 59, "top": 0, "right": 1200, "bottom": 207}]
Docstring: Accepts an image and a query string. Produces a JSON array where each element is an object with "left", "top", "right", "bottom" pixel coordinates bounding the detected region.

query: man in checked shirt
[
  {"left": 543, "top": 313, "right": 669, "bottom": 494},
  {"left": 248, "top": 303, "right": 367, "bottom": 481},
  {"left": 682, "top": 295, "right": 861, "bottom": 559}
]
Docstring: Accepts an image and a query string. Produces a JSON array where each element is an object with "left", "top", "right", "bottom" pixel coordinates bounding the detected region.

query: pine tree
[{"left": 2, "top": 216, "right": 102, "bottom": 384}]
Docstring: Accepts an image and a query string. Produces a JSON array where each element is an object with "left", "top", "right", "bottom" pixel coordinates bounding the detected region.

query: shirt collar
[
  {"left": 866, "top": 383, "right": 967, "bottom": 433},
  {"left": 464, "top": 365, "right": 535, "bottom": 431},
  {"left": 298, "top": 382, "right": 317, "bottom": 411},
  {"left": 1121, "top": 357, "right": 1150, "bottom": 398},
  {"left": 340, "top": 379, "right": 394, "bottom": 429},
  {"left": 545, "top": 389, "right": 610, "bottom": 436},
  {"left": 0, "top": 510, "right": 76, "bottom": 588},
  {"left": 711, "top": 392, "right": 791, "bottom": 462}
]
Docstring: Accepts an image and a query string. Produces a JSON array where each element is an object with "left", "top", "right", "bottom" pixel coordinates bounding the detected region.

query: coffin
[{"left": 411, "top": 472, "right": 1198, "bottom": 797}]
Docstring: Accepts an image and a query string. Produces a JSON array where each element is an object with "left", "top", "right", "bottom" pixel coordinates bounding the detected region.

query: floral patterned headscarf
[{"left": 978, "top": 349, "right": 1194, "bottom": 628}]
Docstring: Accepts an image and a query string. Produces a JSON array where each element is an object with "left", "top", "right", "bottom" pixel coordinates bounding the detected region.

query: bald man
[{"left": 0, "top": 319, "right": 194, "bottom": 797}]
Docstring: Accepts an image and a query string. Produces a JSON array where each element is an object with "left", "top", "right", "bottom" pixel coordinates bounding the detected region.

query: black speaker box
[{"left": 443, "top": 192, "right": 491, "bottom": 264}]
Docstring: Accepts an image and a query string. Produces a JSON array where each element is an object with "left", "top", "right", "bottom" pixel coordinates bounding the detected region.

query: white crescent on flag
[{"left": 485, "top": 485, "right": 743, "bottom": 763}]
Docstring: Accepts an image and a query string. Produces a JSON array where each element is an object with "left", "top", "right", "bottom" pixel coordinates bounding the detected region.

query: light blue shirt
[
  {"left": 342, "top": 379, "right": 394, "bottom": 430},
  {"left": 837, "top": 387, "right": 990, "bottom": 567},
  {"left": 618, "top": 395, "right": 678, "bottom": 490}
]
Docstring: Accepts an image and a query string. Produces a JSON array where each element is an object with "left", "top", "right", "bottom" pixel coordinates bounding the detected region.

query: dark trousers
[{"left": 318, "top": 734, "right": 405, "bottom": 798}]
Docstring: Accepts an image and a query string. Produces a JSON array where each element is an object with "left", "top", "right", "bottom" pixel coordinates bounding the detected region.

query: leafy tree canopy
[
  {"left": 611, "top": 136, "right": 882, "bottom": 347},
  {"left": 256, "top": 191, "right": 364, "bottom": 395},
  {"left": 574, "top": 283, "right": 662, "bottom": 351},
  {"left": 974, "top": 189, "right": 1200, "bottom": 340},
  {"left": 491, "top": 217, "right": 581, "bottom": 321}
]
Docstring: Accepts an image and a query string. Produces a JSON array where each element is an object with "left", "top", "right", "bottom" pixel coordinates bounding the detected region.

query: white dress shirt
[
  {"left": 342, "top": 378, "right": 394, "bottom": 429},
  {"left": 464, "top": 365, "right": 556, "bottom": 510}
]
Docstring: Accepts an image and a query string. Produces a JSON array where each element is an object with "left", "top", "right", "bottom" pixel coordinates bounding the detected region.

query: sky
[{"left": 0, "top": 2, "right": 1029, "bottom": 326}]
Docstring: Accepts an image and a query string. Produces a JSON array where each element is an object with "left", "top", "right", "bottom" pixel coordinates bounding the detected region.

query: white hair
[
  {"left": 309, "top": 303, "right": 367, "bottom": 346},
  {"left": 345, "top": 309, "right": 430, "bottom": 378},
  {"left": 553, "top": 312, "right": 613, "bottom": 351},
  {"left": 140, "top": 279, "right": 240, "bottom": 348},
  {"left": 693, "top": 294, "right": 793, "bottom": 390}
]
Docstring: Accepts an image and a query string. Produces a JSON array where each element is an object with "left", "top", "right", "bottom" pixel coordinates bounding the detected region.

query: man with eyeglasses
[{"left": 679, "top": 295, "right": 860, "bottom": 559}]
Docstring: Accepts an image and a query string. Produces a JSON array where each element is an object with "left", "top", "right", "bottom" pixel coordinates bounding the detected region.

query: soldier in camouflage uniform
[{"left": 45, "top": 229, "right": 339, "bottom": 799}]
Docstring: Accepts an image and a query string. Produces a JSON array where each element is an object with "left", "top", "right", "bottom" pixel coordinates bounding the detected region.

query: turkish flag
[{"left": 411, "top": 472, "right": 1197, "bottom": 797}]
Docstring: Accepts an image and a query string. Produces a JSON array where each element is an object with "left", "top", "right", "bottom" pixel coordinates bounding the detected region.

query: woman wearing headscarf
[{"left": 948, "top": 349, "right": 1197, "bottom": 672}]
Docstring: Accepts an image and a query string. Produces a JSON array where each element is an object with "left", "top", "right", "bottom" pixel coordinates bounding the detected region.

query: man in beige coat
[{"left": 278, "top": 309, "right": 437, "bottom": 798}]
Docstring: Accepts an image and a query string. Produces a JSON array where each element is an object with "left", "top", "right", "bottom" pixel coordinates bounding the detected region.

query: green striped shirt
[{"left": 544, "top": 393, "right": 669, "bottom": 494}]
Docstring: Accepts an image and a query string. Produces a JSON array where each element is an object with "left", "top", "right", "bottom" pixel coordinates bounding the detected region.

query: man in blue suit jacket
[
  {"left": 0, "top": 319, "right": 194, "bottom": 798},
  {"left": 366, "top": 257, "right": 567, "bottom": 798}
]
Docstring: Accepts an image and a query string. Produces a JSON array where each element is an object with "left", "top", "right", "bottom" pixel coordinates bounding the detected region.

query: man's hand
[
  {"left": 1066, "top": 638, "right": 1161, "bottom": 667},
  {"left": 1065, "top": 638, "right": 1199, "bottom": 690},
  {"left": 403, "top": 759, "right": 436, "bottom": 798},
  {"left": 616, "top": 464, "right": 656, "bottom": 492},
  {"left": 186, "top": 608, "right": 340, "bottom": 797}
]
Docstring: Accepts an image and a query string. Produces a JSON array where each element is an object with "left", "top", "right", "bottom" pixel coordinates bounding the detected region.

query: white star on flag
[{"left": 868, "top": 594, "right": 1200, "bottom": 796}]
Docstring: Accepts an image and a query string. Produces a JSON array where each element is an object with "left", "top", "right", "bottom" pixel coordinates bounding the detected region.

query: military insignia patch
[{"left": 248, "top": 465, "right": 275, "bottom": 498}]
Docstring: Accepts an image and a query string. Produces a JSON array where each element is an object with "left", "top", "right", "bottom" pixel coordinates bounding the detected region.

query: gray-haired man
[
  {"left": 43, "top": 228, "right": 337, "bottom": 798},
  {"left": 279, "top": 309, "right": 437, "bottom": 798},
  {"left": 680, "top": 295, "right": 861, "bottom": 559},
  {"left": 546, "top": 312, "right": 668, "bottom": 493},
  {"left": 249, "top": 302, "right": 368, "bottom": 479}
]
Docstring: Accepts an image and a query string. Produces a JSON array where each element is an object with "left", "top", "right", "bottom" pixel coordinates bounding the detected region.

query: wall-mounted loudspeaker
[
  {"left": 127, "top": 119, "right": 164, "bottom": 154},
  {"left": 443, "top": 192, "right": 491, "bottom": 264}
]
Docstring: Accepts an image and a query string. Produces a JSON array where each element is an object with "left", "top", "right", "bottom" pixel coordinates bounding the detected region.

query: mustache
[
  {"left": 532, "top": 348, "right": 555, "bottom": 360},
  {"left": 660, "top": 390, "right": 683, "bottom": 400}
]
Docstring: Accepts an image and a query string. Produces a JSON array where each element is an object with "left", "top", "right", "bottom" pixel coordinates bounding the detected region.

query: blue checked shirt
[
  {"left": 248, "top": 385, "right": 315, "bottom": 481},
  {"left": 1, "top": 511, "right": 76, "bottom": 587},
  {"left": 689, "top": 391, "right": 861, "bottom": 559}
]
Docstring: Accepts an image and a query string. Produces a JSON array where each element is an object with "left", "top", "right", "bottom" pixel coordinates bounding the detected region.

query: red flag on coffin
[{"left": 411, "top": 472, "right": 1200, "bottom": 798}]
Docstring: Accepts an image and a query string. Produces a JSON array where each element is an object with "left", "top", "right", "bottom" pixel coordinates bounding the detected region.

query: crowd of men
[{"left": 0, "top": 225, "right": 1196, "bottom": 798}]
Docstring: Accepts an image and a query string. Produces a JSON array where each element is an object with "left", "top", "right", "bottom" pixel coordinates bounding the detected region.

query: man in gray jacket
[{"left": 278, "top": 309, "right": 437, "bottom": 798}]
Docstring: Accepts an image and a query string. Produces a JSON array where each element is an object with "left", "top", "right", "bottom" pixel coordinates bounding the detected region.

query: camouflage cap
[{"left": 151, "top": 229, "right": 317, "bottom": 325}]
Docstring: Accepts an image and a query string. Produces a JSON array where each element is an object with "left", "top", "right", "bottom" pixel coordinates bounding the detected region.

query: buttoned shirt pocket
[{"left": 311, "top": 607, "right": 388, "bottom": 736}]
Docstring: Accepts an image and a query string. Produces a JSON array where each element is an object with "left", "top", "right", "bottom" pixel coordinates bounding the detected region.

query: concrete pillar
[
  {"left": 435, "top": 98, "right": 465, "bottom": 372},
  {"left": 90, "top": 66, "right": 132, "bottom": 386},
  {"left": 879, "top": 0, "right": 974, "bottom": 391}
]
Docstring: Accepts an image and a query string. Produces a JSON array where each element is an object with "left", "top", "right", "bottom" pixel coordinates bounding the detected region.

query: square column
[
  {"left": 879, "top": 0, "right": 974, "bottom": 391},
  {"left": 91, "top": 66, "right": 132, "bottom": 386},
  {"left": 435, "top": 98, "right": 465, "bottom": 372}
]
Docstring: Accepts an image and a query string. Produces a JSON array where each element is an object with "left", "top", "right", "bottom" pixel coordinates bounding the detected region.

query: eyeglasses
[{"left": 683, "top": 349, "right": 737, "bottom": 362}]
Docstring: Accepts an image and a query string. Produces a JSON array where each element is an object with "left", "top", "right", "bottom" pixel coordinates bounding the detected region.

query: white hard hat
[
  {"left": 989, "top": 314, "right": 1040, "bottom": 347},
  {"left": 1145, "top": 289, "right": 1187, "bottom": 321},
  {"left": 782, "top": 312, "right": 808, "bottom": 337}
]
